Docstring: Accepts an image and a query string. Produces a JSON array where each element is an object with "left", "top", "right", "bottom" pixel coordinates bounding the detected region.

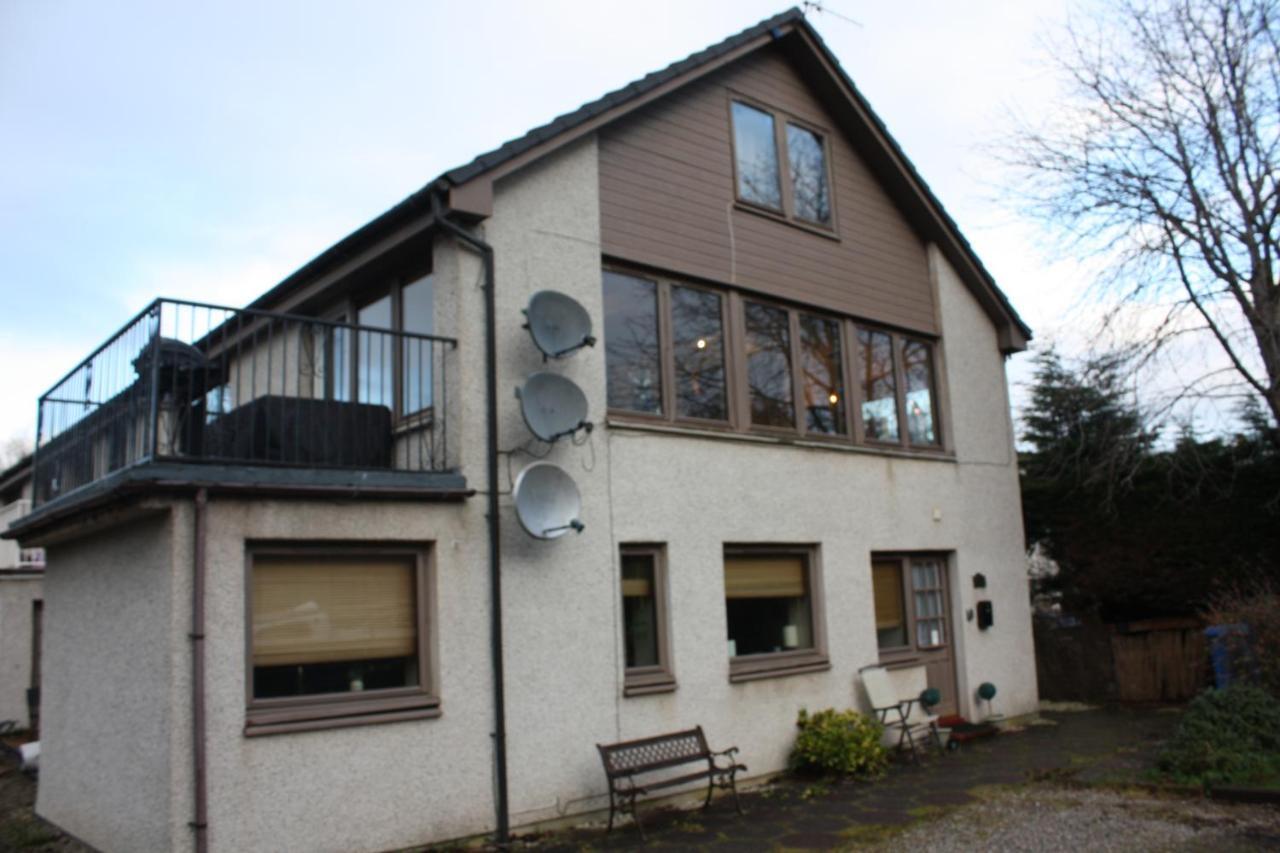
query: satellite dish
[
  {"left": 513, "top": 462, "right": 585, "bottom": 540},
  {"left": 524, "top": 291, "right": 596, "bottom": 359},
  {"left": 516, "top": 372, "right": 590, "bottom": 442}
]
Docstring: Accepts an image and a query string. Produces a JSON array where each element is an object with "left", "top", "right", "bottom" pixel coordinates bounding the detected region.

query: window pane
[
  {"left": 872, "top": 560, "right": 907, "bottom": 649},
  {"left": 744, "top": 301, "right": 794, "bottom": 428},
  {"left": 603, "top": 272, "right": 663, "bottom": 414},
  {"left": 903, "top": 340, "right": 938, "bottom": 445},
  {"left": 799, "top": 314, "right": 846, "bottom": 435},
  {"left": 787, "top": 124, "right": 830, "bottom": 224},
  {"left": 732, "top": 102, "right": 782, "bottom": 209},
  {"left": 402, "top": 275, "right": 434, "bottom": 414},
  {"left": 622, "top": 552, "right": 659, "bottom": 669},
  {"left": 252, "top": 555, "right": 419, "bottom": 699},
  {"left": 358, "top": 295, "right": 394, "bottom": 407},
  {"left": 858, "top": 329, "right": 899, "bottom": 441},
  {"left": 724, "top": 553, "right": 813, "bottom": 656},
  {"left": 671, "top": 286, "right": 727, "bottom": 420}
]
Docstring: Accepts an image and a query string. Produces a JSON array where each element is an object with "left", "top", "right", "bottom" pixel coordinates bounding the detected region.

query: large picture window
[
  {"left": 246, "top": 545, "right": 438, "bottom": 735},
  {"left": 602, "top": 267, "right": 944, "bottom": 452},
  {"left": 724, "top": 546, "right": 828, "bottom": 681}
]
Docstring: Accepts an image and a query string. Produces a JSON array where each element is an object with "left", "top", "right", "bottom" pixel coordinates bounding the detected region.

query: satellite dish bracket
[{"left": 542, "top": 519, "right": 585, "bottom": 537}]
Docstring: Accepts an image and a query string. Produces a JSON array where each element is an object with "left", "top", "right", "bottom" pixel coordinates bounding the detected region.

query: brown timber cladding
[{"left": 599, "top": 43, "right": 937, "bottom": 335}]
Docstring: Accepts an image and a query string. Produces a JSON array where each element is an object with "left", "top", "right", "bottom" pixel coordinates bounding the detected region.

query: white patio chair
[{"left": 859, "top": 665, "right": 945, "bottom": 763}]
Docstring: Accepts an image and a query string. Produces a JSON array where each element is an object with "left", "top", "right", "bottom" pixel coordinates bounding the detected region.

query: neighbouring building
[
  {"left": 0, "top": 455, "right": 43, "bottom": 732},
  {"left": 7, "top": 9, "right": 1038, "bottom": 852}
]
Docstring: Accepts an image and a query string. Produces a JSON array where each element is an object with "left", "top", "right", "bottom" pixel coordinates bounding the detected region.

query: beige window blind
[
  {"left": 252, "top": 555, "right": 417, "bottom": 667},
  {"left": 724, "top": 554, "right": 805, "bottom": 598},
  {"left": 872, "top": 561, "right": 905, "bottom": 630}
]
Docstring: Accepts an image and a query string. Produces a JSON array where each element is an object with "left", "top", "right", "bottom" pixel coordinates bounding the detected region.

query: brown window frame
[
  {"left": 727, "top": 94, "right": 838, "bottom": 235},
  {"left": 243, "top": 542, "right": 439, "bottom": 737},
  {"left": 724, "top": 544, "right": 830, "bottom": 683},
  {"left": 852, "top": 325, "right": 943, "bottom": 451},
  {"left": 620, "top": 544, "right": 676, "bottom": 697},
  {"left": 871, "top": 552, "right": 951, "bottom": 664},
  {"left": 320, "top": 260, "right": 435, "bottom": 424},
  {"left": 603, "top": 268, "right": 736, "bottom": 429},
  {"left": 603, "top": 265, "right": 948, "bottom": 455}
]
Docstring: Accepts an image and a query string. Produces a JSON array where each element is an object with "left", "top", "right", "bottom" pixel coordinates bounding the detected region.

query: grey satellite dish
[
  {"left": 513, "top": 462, "right": 585, "bottom": 540},
  {"left": 516, "top": 372, "right": 590, "bottom": 442},
  {"left": 524, "top": 291, "right": 596, "bottom": 359}
]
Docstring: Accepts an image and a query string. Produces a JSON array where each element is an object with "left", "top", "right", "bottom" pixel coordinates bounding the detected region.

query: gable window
[
  {"left": 731, "top": 99, "right": 833, "bottom": 228},
  {"left": 786, "top": 123, "right": 831, "bottom": 224},
  {"left": 246, "top": 545, "right": 438, "bottom": 735},
  {"left": 620, "top": 545, "right": 675, "bottom": 695},
  {"left": 724, "top": 545, "right": 829, "bottom": 681},
  {"left": 731, "top": 101, "right": 783, "bottom": 209}
]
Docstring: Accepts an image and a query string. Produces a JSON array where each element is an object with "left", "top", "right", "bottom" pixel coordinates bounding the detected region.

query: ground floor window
[
  {"left": 724, "top": 545, "right": 829, "bottom": 681},
  {"left": 245, "top": 544, "right": 438, "bottom": 735},
  {"left": 870, "top": 552, "right": 957, "bottom": 715},
  {"left": 620, "top": 544, "right": 675, "bottom": 695}
]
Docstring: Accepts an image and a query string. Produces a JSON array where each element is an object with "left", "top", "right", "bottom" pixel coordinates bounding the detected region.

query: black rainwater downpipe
[
  {"left": 191, "top": 488, "right": 209, "bottom": 853},
  {"left": 431, "top": 191, "right": 510, "bottom": 845}
]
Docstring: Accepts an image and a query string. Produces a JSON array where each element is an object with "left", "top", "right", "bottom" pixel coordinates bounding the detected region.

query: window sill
[
  {"left": 734, "top": 201, "right": 841, "bottom": 242},
  {"left": 624, "top": 674, "right": 678, "bottom": 697},
  {"left": 607, "top": 417, "right": 956, "bottom": 463},
  {"left": 729, "top": 653, "right": 830, "bottom": 684},
  {"left": 245, "top": 695, "right": 440, "bottom": 737}
]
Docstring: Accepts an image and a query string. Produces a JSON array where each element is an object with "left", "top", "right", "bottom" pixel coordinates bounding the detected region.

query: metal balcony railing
[{"left": 33, "top": 298, "right": 457, "bottom": 506}]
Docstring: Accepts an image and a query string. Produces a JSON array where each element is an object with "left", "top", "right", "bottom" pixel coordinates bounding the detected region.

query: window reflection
[
  {"left": 745, "top": 301, "right": 794, "bottom": 428},
  {"left": 603, "top": 272, "right": 663, "bottom": 415},
  {"left": 732, "top": 102, "right": 782, "bottom": 210},
  {"left": 858, "top": 329, "right": 899, "bottom": 441},
  {"left": 787, "top": 124, "right": 830, "bottom": 225},
  {"left": 903, "top": 340, "right": 938, "bottom": 445},
  {"left": 671, "top": 286, "right": 727, "bottom": 420},
  {"left": 799, "top": 314, "right": 846, "bottom": 435},
  {"left": 401, "top": 275, "right": 434, "bottom": 414},
  {"left": 357, "top": 295, "right": 393, "bottom": 407}
]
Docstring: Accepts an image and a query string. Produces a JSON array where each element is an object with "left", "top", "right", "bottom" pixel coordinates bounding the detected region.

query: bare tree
[
  {"left": 0, "top": 435, "right": 32, "bottom": 471},
  {"left": 1010, "top": 0, "right": 1280, "bottom": 437}
]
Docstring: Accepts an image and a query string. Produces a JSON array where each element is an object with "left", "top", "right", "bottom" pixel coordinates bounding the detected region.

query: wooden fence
[{"left": 1035, "top": 614, "right": 1207, "bottom": 704}]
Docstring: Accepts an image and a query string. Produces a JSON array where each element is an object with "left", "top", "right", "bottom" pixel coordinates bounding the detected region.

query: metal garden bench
[{"left": 596, "top": 726, "right": 746, "bottom": 838}]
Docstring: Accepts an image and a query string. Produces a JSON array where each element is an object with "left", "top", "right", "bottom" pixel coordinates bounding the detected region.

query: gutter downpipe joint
[{"left": 431, "top": 189, "right": 510, "bottom": 846}]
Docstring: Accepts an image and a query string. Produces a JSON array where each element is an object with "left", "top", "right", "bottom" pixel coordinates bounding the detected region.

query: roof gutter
[{"left": 429, "top": 190, "right": 510, "bottom": 846}]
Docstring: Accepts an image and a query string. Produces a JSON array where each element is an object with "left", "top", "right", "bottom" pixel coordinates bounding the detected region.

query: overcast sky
[{"left": 1, "top": 0, "right": 1130, "bottom": 449}]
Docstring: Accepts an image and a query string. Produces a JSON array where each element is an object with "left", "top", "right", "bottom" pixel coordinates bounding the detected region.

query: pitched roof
[{"left": 251, "top": 7, "right": 1030, "bottom": 349}]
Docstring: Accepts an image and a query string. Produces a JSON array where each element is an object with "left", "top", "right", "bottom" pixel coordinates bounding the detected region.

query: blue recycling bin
[{"left": 1204, "top": 623, "right": 1249, "bottom": 688}]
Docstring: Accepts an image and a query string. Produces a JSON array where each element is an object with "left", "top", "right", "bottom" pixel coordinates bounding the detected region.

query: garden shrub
[
  {"left": 1157, "top": 684, "right": 1280, "bottom": 787},
  {"left": 790, "top": 708, "right": 888, "bottom": 777}
]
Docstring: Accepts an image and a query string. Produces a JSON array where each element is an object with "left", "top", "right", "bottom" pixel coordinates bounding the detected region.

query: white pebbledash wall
[{"left": 34, "top": 134, "right": 1037, "bottom": 852}]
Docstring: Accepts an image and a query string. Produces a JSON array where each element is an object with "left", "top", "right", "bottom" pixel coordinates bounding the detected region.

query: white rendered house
[{"left": 8, "top": 9, "right": 1037, "bottom": 852}]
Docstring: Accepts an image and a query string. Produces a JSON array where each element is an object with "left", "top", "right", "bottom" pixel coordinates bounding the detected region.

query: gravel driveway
[{"left": 866, "top": 785, "right": 1280, "bottom": 852}]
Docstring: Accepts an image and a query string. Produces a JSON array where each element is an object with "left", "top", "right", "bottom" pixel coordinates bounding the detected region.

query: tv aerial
[
  {"left": 523, "top": 291, "right": 595, "bottom": 359},
  {"left": 516, "top": 372, "right": 591, "bottom": 442},
  {"left": 512, "top": 462, "right": 584, "bottom": 540}
]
